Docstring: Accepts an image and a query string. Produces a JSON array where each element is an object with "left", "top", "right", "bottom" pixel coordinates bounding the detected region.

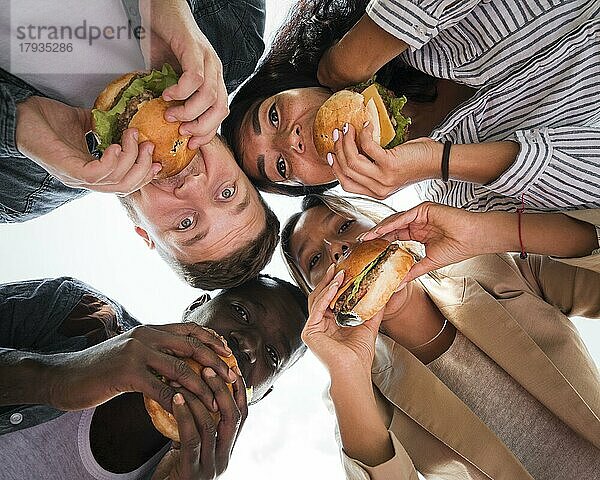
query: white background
[{"left": 1, "top": 1, "right": 598, "bottom": 479}]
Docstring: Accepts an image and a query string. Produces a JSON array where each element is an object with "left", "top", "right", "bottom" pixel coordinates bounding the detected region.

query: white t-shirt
[{"left": 0, "top": 0, "right": 145, "bottom": 107}]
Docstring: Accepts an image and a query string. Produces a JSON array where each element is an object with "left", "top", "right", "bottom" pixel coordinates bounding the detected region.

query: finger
[
  {"left": 171, "top": 393, "right": 201, "bottom": 479},
  {"left": 203, "top": 368, "right": 241, "bottom": 474},
  {"left": 358, "top": 122, "right": 387, "bottom": 161},
  {"left": 181, "top": 81, "right": 228, "bottom": 140},
  {"left": 179, "top": 388, "right": 217, "bottom": 479},
  {"left": 111, "top": 142, "right": 156, "bottom": 194},
  {"left": 400, "top": 257, "right": 438, "bottom": 285},
  {"left": 77, "top": 145, "right": 121, "bottom": 186},
  {"left": 106, "top": 128, "right": 141, "bottom": 182},
  {"left": 139, "top": 371, "right": 177, "bottom": 413},
  {"left": 163, "top": 51, "right": 206, "bottom": 102},
  {"left": 309, "top": 270, "right": 344, "bottom": 320},
  {"left": 188, "top": 128, "right": 218, "bottom": 150},
  {"left": 363, "top": 208, "right": 420, "bottom": 241},
  {"left": 231, "top": 371, "right": 249, "bottom": 426},
  {"left": 146, "top": 349, "right": 219, "bottom": 413},
  {"left": 152, "top": 323, "right": 234, "bottom": 359}
]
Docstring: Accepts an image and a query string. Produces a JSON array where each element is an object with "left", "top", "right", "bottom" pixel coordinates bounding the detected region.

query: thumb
[
  {"left": 358, "top": 121, "right": 383, "bottom": 160},
  {"left": 397, "top": 257, "right": 438, "bottom": 287}
]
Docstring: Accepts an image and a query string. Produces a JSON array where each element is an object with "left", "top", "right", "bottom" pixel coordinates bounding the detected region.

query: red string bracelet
[{"left": 517, "top": 193, "right": 527, "bottom": 259}]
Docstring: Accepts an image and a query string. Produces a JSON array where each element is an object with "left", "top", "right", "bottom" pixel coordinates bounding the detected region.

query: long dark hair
[{"left": 222, "top": 0, "right": 438, "bottom": 196}]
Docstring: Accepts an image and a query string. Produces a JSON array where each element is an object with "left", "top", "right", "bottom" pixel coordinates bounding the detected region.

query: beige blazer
[{"left": 339, "top": 253, "right": 600, "bottom": 480}]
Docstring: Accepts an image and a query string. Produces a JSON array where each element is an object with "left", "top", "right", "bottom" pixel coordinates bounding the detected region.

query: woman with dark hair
[
  {"left": 222, "top": 0, "right": 600, "bottom": 212},
  {"left": 280, "top": 194, "right": 600, "bottom": 479}
]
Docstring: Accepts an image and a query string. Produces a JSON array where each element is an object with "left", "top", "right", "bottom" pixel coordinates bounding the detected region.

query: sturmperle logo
[{"left": 9, "top": 0, "right": 148, "bottom": 75}]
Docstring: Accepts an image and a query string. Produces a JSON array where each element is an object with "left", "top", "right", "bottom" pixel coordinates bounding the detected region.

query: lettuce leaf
[{"left": 92, "top": 64, "right": 179, "bottom": 150}]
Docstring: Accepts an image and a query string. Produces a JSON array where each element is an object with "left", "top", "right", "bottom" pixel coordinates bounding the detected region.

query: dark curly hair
[{"left": 222, "top": 0, "right": 438, "bottom": 196}]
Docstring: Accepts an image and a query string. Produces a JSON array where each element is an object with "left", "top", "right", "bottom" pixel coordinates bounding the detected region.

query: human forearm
[
  {"left": 429, "top": 141, "right": 519, "bottom": 185},
  {"left": 473, "top": 211, "right": 599, "bottom": 258},
  {"left": 329, "top": 367, "right": 394, "bottom": 467},
  {"left": 0, "top": 350, "right": 57, "bottom": 406},
  {"left": 318, "top": 14, "right": 407, "bottom": 89}
]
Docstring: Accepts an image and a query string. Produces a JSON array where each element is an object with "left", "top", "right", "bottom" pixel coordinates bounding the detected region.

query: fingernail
[
  {"left": 363, "top": 121, "right": 370, "bottom": 128},
  {"left": 132, "top": 129, "right": 139, "bottom": 141},
  {"left": 152, "top": 163, "right": 162, "bottom": 175},
  {"left": 334, "top": 269, "right": 345, "bottom": 281},
  {"left": 395, "top": 282, "right": 407, "bottom": 293},
  {"left": 327, "top": 263, "right": 335, "bottom": 274},
  {"left": 180, "top": 128, "right": 191, "bottom": 136},
  {"left": 204, "top": 367, "right": 216, "bottom": 378},
  {"left": 327, "top": 152, "right": 334, "bottom": 166},
  {"left": 332, "top": 129, "right": 339, "bottom": 142},
  {"left": 228, "top": 369, "right": 238, "bottom": 383},
  {"left": 163, "top": 94, "right": 172, "bottom": 102},
  {"left": 173, "top": 393, "right": 184, "bottom": 405},
  {"left": 212, "top": 398, "right": 218, "bottom": 411},
  {"left": 148, "top": 144, "right": 155, "bottom": 154},
  {"left": 166, "top": 115, "right": 176, "bottom": 122},
  {"left": 342, "top": 123, "right": 349, "bottom": 135}
]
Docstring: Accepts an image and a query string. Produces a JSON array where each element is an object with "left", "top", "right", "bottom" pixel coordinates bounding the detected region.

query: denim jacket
[
  {"left": 0, "top": 277, "right": 139, "bottom": 436},
  {"left": 0, "top": 0, "right": 265, "bottom": 223}
]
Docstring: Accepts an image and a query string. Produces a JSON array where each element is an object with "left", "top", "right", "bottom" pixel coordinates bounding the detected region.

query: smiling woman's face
[
  {"left": 239, "top": 87, "right": 336, "bottom": 187},
  {"left": 288, "top": 205, "right": 376, "bottom": 289}
]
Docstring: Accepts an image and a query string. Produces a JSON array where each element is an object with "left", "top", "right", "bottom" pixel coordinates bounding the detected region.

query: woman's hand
[
  {"left": 317, "top": 14, "right": 407, "bottom": 91},
  {"left": 303, "top": 264, "right": 384, "bottom": 375},
  {"left": 361, "top": 202, "right": 482, "bottom": 283},
  {"left": 328, "top": 123, "right": 440, "bottom": 199},
  {"left": 16, "top": 97, "right": 159, "bottom": 195},
  {"left": 140, "top": 0, "right": 228, "bottom": 149},
  {"left": 152, "top": 371, "right": 248, "bottom": 480}
]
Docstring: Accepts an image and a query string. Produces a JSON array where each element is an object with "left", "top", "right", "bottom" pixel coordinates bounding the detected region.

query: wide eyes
[
  {"left": 233, "top": 304, "right": 249, "bottom": 324},
  {"left": 268, "top": 103, "right": 279, "bottom": 127},
  {"left": 219, "top": 185, "right": 236, "bottom": 200},
  {"left": 178, "top": 215, "right": 195, "bottom": 230}
]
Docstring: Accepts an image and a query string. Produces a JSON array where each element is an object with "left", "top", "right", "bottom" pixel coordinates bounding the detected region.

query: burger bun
[
  {"left": 313, "top": 90, "right": 381, "bottom": 158},
  {"left": 128, "top": 98, "right": 196, "bottom": 179}
]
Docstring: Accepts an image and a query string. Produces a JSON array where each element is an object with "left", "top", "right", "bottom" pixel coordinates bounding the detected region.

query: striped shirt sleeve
[
  {"left": 366, "top": 0, "right": 482, "bottom": 49},
  {"left": 485, "top": 127, "right": 600, "bottom": 210}
]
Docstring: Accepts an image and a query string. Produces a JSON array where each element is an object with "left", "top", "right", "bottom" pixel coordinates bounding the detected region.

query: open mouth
[{"left": 152, "top": 150, "right": 206, "bottom": 187}]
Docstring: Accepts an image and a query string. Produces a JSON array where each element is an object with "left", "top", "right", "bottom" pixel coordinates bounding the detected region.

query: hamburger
[
  {"left": 143, "top": 355, "right": 253, "bottom": 442},
  {"left": 91, "top": 64, "right": 196, "bottom": 179},
  {"left": 313, "top": 80, "right": 411, "bottom": 158},
  {"left": 329, "top": 239, "right": 414, "bottom": 327}
]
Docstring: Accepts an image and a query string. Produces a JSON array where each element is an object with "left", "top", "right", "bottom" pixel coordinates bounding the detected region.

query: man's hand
[
  {"left": 328, "top": 123, "right": 439, "bottom": 199},
  {"left": 317, "top": 14, "right": 407, "bottom": 90},
  {"left": 140, "top": 0, "right": 229, "bottom": 148},
  {"left": 44, "top": 323, "right": 239, "bottom": 414},
  {"left": 152, "top": 369, "right": 248, "bottom": 480},
  {"left": 16, "top": 96, "right": 160, "bottom": 195}
]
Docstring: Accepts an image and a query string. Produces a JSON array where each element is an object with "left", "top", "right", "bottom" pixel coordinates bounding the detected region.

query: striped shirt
[{"left": 367, "top": 0, "right": 600, "bottom": 212}]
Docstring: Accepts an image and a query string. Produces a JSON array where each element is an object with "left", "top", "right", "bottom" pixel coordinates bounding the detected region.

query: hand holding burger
[
  {"left": 144, "top": 354, "right": 252, "bottom": 442},
  {"left": 302, "top": 262, "right": 386, "bottom": 377},
  {"left": 92, "top": 65, "right": 197, "bottom": 180},
  {"left": 150, "top": 361, "right": 250, "bottom": 480}
]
